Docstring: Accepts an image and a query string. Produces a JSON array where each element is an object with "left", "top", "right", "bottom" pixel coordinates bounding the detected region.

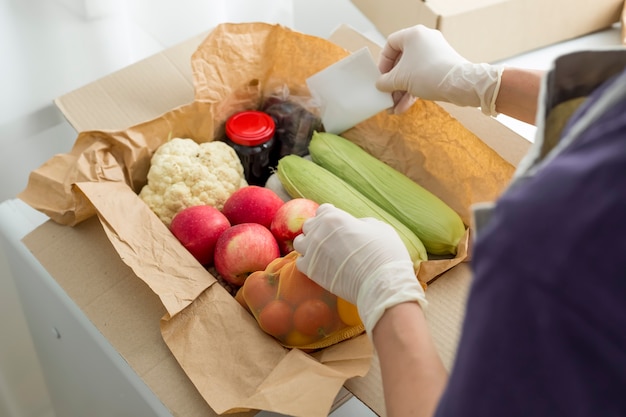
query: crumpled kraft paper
[
  {"left": 18, "top": 22, "right": 516, "bottom": 416},
  {"left": 73, "top": 179, "right": 373, "bottom": 417}
]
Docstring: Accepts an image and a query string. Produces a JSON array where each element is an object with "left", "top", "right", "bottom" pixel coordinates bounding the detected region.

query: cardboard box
[
  {"left": 21, "top": 24, "right": 532, "bottom": 416},
  {"left": 350, "top": 0, "right": 624, "bottom": 62}
]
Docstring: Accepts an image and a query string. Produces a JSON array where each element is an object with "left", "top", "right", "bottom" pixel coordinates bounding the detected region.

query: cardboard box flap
[
  {"left": 351, "top": 0, "right": 624, "bottom": 62},
  {"left": 328, "top": 24, "right": 384, "bottom": 62},
  {"left": 54, "top": 31, "right": 207, "bottom": 133},
  {"left": 75, "top": 181, "right": 215, "bottom": 318},
  {"left": 426, "top": 0, "right": 510, "bottom": 17},
  {"left": 352, "top": 0, "right": 438, "bottom": 34}
]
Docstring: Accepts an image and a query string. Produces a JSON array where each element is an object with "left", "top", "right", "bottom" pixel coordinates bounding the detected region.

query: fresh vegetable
[
  {"left": 309, "top": 131, "right": 466, "bottom": 256},
  {"left": 139, "top": 138, "right": 247, "bottom": 225},
  {"left": 276, "top": 154, "right": 427, "bottom": 269},
  {"left": 293, "top": 299, "right": 334, "bottom": 337}
]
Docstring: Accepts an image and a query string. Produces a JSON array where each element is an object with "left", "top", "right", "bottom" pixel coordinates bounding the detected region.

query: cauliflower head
[{"left": 139, "top": 138, "right": 247, "bottom": 225}]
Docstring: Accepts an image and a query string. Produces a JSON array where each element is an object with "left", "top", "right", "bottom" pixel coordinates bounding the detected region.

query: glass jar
[{"left": 225, "top": 110, "right": 276, "bottom": 186}]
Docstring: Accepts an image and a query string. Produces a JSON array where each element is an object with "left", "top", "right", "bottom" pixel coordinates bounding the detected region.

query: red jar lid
[{"left": 226, "top": 111, "right": 276, "bottom": 146}]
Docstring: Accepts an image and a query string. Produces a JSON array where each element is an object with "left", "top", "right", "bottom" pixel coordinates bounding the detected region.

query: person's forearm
[
  {"left": 372, "top": 302, "right": 447, "bottom": 417},
  {"left": 495, "top": 68, "right": 544, "bottom": 125}
]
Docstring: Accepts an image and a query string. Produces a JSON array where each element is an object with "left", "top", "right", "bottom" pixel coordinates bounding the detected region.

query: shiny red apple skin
[
  {"left": 213, "top": 223, "right": 281, "bottom": 286},
  {"left": 221, "top": 185, "right": 285, "bottom": 229},
  {"left": 270, "top": 198, "right": 319, "bottom": 255},
  {"left": 170, "top": 205, "right": 231, "bottom": 265}
]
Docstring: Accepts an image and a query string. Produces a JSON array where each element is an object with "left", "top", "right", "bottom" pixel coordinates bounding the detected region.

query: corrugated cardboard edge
[
  {"left": 350, "top": 0, "right": 624, "bottom": 62},
  {"left": 54, "top": 31, "right": 208, "bottom": 133}
]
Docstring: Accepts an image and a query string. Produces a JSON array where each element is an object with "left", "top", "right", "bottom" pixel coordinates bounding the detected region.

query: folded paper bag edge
[
  {"left": 74, "top": 181, "right": 215, "bottom": 318},
  {"left": 236, "top": 347, "right": 370, "bottom": 417},
  {"left": 17, "top": 153, "right": 98, "bottom": 226},
  {"left": 160, "top": 284, "right": 372, "bottom": 417}
]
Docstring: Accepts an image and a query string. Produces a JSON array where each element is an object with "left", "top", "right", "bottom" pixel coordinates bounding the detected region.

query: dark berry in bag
[{"left": 261, "top": 98, "right": 323, "bottom": 164}]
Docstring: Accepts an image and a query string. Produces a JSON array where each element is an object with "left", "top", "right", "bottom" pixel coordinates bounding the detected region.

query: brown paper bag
[
  {"left": 72, "top": 179, "right": 373, "bottom": 416},
  {"left": 18, "top": 22, "right": 515, "bottom": 416}
]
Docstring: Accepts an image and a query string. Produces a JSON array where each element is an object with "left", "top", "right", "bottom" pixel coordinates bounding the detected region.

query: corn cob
[
  {"left": 308, "top": 131, "right": 465, "bottom": 256},
  {"left": 276, "top": 154, "right": 427, "bottom": 270}
]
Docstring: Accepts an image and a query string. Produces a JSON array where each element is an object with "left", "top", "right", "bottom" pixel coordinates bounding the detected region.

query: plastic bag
[
  {"left": 235, "top": 251, "right": 364, "bottom": 350},
  {"left": 261, "top": 85, "right": 324, "bottom": 164}
]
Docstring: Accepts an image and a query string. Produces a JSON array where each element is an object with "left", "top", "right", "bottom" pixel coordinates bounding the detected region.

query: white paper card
[{"left": 306, "top": 47, "right": 394, "bottom": 134}]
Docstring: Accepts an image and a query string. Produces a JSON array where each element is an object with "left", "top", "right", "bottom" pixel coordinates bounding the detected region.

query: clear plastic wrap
[{"left": 261, "top": 85, "right": 324, "bottom": 165}]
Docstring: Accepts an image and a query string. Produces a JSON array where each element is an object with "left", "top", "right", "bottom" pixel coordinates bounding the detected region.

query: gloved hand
[
  {"left": 376, "top": 24, "right": 504, "bottom": 115},
  {"left": 293, "top": 204, "right": 427, "bottom": 336}
]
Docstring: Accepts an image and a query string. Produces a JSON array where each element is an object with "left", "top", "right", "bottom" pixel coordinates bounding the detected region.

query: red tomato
[
  {"left": 258, "top": 299, "right": 293, "bottom": 337},
  {"left": 278, "top": 261, "right": 327, "bottom": 307},
  {"left": 242, "top": 270, "right": 278, "bottom": 313},
  {"left": 293, "top": 299, "right": 334, "bottom": 338}
]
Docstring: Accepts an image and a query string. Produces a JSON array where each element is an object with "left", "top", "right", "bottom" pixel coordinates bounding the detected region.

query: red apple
[
  {"left": 214, "top": 223, "right": 281, "bottom": 286},
  {"left": 270, "top": 198, "right": 319, "bottom": 254},
  {"left": 170, "top": 205, "right": 231, "bottom": 265},
  {"left": 221, "top": 185, "right": 284, "bottom": 229}
]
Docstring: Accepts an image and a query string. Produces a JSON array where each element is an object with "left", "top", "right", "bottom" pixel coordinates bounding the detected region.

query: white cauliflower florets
[{"left": 139, "top": 138, "right": 247, "bottom": 225}]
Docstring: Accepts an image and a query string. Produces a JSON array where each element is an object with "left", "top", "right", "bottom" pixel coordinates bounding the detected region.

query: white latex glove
[
  {"left": 376, "top": 24, "right": 504, "bottom": 115},
  {"left": 293, "top": 204, "right": 427, "bottom": 336}
]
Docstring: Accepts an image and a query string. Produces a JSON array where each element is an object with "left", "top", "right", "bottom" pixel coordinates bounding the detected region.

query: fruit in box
[
  {"left": 270, "top": 198, "right": 319, "bottom": 254},
  {"left": 214, "top": 223, "right": 281, "bottom": 286},
  {"left": 169, "top": 205, "right": 231, "bottom": 265},
  {"left": 221, "top": 185, "right": 284, "bottom": 228}
]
